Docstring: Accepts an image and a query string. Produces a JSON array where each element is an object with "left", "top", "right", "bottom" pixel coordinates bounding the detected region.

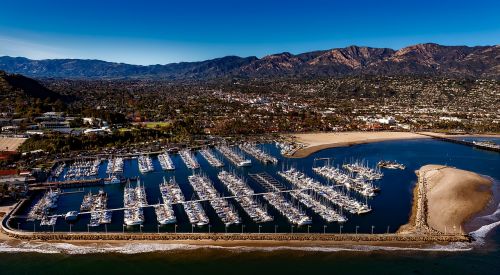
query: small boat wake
[
  {"left": 469, "top": 220, "right": 500, "bottom": 246},
  {"left": 468, "top": 202, "right": 500, "bottom": 246},
  {"left": 468, "top": 177, "right": 500, "bottom": 246}
]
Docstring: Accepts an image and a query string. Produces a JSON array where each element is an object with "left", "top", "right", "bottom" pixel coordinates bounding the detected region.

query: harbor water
[{"left": 1, "top": 138, "right": 500, "bottom": 274}]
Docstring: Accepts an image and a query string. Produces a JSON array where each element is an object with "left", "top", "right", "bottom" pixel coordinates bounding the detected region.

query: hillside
[
  {"left": 0, "top": 43, "right": 498, "bottom": 80},
  {"left": 0, "top": 70, "right": 65, "bottom": 101}
]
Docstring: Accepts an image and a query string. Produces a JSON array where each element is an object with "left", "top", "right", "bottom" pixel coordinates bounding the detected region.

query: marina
[
  {"left": 275, "top": 141, "right": 304, "bottom": 156},
  {"left": 157, "top": 152, "right": 175, "bottom": 170},
  {"left": 239, "top": 143, "right": 278, "bottom": 164},
  {"left": 160, "top": 176, "right": 209, "bottom": 226},
  {"left": 250, "top": 173, "right": 312, "bottom": 225},
  {"left": 63, "top": 159, "right": 101, "bottom": 180},
  {"left": 342, "top": 160, "right": 383, "bottom": 181},
  {"left": 154, "top": 203, "right": 176, "bottom": 225},
  {"left": 123, "top": 180, "right": 146, "bottom": 226},
  {"left": 188, "top": 174, "right": 241, "bottom": 226},
  {"left": 106, "top": 157, "right": 124, "bottom": 175},
  {"left": 82, "top": 189, "right": 112, "bottom": 227},
  {"left": 199, "top": 148, "right": 224, "bottom": 167},
  {"left": 312, "top": 165, "right": 379, "bottom": 197},
  {"left": 156, "top": 177, "right": 178, "bottom": 224},
  {"left": 217, "top": 145, "right": 252, "bottom": 167},
  {"left": 179, "top": 149, "right": 200, "bottom": 169},
  {"left": 279, "top": 168, "right": 371, "bottom": 215},
  {"left": 7, "top": 138, "right": 500, "bottom": 235},
  {"left": 50, "top": 163, "right": 65, "bottom": 179},
  {"left": 183, "top": 201, "right": 210, "bottom": 226},
  {"left": 27, "top": 189, "right": 60, "bottom": 222},
  {"left": 159, "top": 176, "right": 184, "bottom": 204},
  {"left": 1, "top": 3, "right": 499, "bottom": 272},
  {"left": 138, "top": 155, "right": 154, "bottom": 173},
  {"left": 217, "top": 171, "right": 273, "bottom": 223}
]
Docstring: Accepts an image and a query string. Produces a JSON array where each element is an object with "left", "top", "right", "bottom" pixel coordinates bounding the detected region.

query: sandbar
[{"left": 399, "top": 165, "right": 493, "bottom": 234}]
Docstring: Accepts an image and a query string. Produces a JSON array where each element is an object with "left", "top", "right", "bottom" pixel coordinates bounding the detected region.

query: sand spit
[{"left": 399, "top": 165, "right": 493, "bottom": 235}]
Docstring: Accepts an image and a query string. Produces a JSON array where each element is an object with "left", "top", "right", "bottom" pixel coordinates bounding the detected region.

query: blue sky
[{"left": 0, "top": 0, "right": 499, "bottom": 65}]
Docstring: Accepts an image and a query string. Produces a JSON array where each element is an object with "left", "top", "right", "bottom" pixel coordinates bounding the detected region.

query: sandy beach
[
  {"left": 287, "top": 131, "right": 500, "bottom": 158},
  {"left": 399, "top": 165, "right": 493, "bottom": 234},
  {"left": 289, "top": 132, "right": 427, "bottom": 158},
  {"left": 0, "top": 137, "right": 27, "bottom": 152}
]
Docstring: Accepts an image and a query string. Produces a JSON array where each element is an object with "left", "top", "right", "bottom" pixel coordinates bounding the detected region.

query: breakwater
[
  {"left": 1, "top": 201, "right": 470, "bottom": 243},
  {"left": 2, "top": 230, "right": 470, "bottom": 243}
]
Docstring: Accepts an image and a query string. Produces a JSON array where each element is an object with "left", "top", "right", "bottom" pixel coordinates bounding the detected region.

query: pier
[{"left": 418, "top": 133, "right": 500, "bottom": 153}]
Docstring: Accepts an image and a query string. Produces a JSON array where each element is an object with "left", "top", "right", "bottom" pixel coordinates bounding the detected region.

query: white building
[{"left": 377, "top": 116, "right": 396, "bottom": 125}]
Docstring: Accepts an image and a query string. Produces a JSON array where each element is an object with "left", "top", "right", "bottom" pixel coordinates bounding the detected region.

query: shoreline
[
  {"left": 0, "top": 231, "right": 470, "bottom": 249},
  {"left": 288, "top": 131, "right": 500, "bottom": 158}
]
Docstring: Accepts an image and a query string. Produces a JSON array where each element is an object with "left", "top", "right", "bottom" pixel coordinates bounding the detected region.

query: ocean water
[{"left": 1, "top": 138, "right": 499, "bottom": 274}]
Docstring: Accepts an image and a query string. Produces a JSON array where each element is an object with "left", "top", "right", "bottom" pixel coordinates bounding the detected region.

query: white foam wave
[
  {"left": 0, "top": 241, "right": 473, "bottom": 254},
  {"left": 469, "top": 221, "right": 500, "bottom": 245},
  {"left": 467, "top": 184, "right": 500, "bottom": 246}
]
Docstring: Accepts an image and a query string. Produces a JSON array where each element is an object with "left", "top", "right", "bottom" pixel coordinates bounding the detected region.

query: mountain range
[{"left": 0, "top": 43, "right": 498, "bottom": 80}]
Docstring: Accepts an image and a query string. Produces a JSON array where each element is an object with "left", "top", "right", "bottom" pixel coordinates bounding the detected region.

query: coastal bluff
[{"left": 399, "top": 165, "right": 493, "bottom": 234}]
